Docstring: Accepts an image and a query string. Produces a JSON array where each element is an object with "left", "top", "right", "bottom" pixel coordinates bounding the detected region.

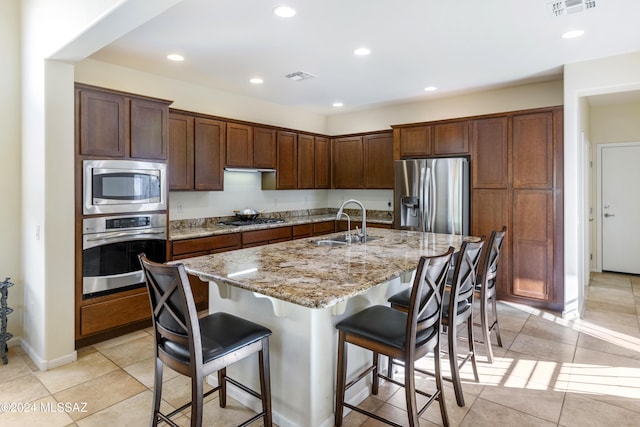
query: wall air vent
[
  {"left": 285, "top": 71, "right": 316, "bottom": 81},
  {"left": 548, "top": 0, "right": 597, "bottom": 17}
]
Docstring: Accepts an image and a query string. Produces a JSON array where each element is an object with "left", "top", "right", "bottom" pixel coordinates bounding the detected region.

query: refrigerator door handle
[
  {"left": 420, "top": 165, "right": 427, "bottom": 231},
  {"left": 429, "top": 165, "right": 437, "bottom": 232}
]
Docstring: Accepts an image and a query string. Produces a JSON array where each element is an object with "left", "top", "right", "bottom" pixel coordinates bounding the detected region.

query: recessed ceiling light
[
  {"left": 424, "top": 86, "right": 438, "bottom": 92},
  {"left": 167, "top": 53, "right": 184, "bottom": 62},
  {"left": 562, "top": 29, "right": 585, "bottom": 39},
  {"left": 250, "top": 78, "right": 264, "bottom": 84},
  {"left": 354, "top": 47, "right": 371, "bottom": 56},
  {"left": 332, "top": 102, "right": 344, "bottom": 107},
  {"left": 273, "top": 6, "right": 296, "bottom": 18}
]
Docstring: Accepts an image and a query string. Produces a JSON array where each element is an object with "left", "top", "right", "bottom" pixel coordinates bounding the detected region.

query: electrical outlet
[
  {"left": 387, "top": 201, "right": 392, "bottom": 209},
  {"left": 177, "top": 202, "right": 184, "bottom": 213}
]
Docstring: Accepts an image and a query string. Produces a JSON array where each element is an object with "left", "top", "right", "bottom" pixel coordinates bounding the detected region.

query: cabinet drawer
[
  {"left": 172, "top": 234, "right": 241, "bottom": 256},
  {"left": 293, "top": 224, "right": 313, "bottom": 239},
  {"left": 80, "top": 291, "right": 150, "bottom": 336},
  {"left": 313, "top": 221, "right": 335, "bottom": 235},
  {"left": 242, "top": 227, "right": 292, "bottom": 245}
]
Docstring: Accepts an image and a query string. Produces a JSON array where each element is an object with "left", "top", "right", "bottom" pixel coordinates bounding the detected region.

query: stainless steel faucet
[
  {"left": 339, "top": 212, "right": 352, "bottom": 243},
  {"left": 336, "top": 199, "right": 367, "bottom": 242}
]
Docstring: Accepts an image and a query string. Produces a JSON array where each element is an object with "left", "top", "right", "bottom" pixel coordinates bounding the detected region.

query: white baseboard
[{"left": 18, "top": 338, "right": 77, "bottom": 371}]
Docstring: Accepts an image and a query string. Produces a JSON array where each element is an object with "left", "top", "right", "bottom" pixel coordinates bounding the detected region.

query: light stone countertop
[
  {"left": 170, "top": 213, "right": 393, "bottom": 241},
  {"left": 176, "top": 228, "right": 473, "bottom": 309}
]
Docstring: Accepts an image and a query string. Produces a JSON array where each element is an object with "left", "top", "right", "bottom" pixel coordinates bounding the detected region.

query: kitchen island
[{"left": 178, "top": 228, "right": 471, "bottom": 427}]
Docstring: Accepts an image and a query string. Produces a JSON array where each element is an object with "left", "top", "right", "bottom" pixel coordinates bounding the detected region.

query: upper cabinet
[
  {"left": 225, "top": 123, "right": 253, "bottom": 167},
  {"left": 314, "top": 136, "right": 331, "bottom": 189},
  {"left": 364, "top": 133, "right": 394, "bottom": 189},
  {"left": 274, "top": 131, "right": 298, "bottom": 189},
  {"left": 333, "top": 131, "right": 393, "bottom": 189},
  {"left": 433, "top": 120, "right": 469, "bottom": 156},
  {"left": 297, "top": 133, "right": 315, "bottom": 189},
  {"left": 333, "top": 136, "right": 364, "bottom": 189},
  {"left": 225, "top": 123, "right": 277, "bottom": 169},
  {"left": 394, "top": 120, "right": 470, "bottom": 159},
  {"left": 396, "top": 125, "right": 431, "bottom": 158},
  {"left": 76, "top": 84, "right": 171, "bottom": 160},
  {"left": 168, "top": 111, "right": 225, "bottom": 191},
  {"left": 471, "top": 117, "right": 509, "bottom": 189},
  {"left": 253, "top": 127, "right": 277, "bottom": 169}
]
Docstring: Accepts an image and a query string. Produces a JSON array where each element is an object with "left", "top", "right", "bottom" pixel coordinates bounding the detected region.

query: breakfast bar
[{"left": 178, "top": 228, "right": 471, "bottom": 427}]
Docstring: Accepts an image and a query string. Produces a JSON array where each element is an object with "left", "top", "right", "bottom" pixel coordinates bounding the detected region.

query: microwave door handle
[{"left": 85, "top": 230, "right": 165, "bottom": 242}]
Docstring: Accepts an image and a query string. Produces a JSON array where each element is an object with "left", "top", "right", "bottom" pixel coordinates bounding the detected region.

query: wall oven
[
  {"left": 82, "top": 213, "right": 166, "bottom": 298},
  {"left": 83, "top": 159, "right": 167, "bottom": 215}
]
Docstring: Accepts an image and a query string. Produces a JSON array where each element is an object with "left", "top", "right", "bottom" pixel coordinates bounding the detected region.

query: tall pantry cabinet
[{"left": 471, "top": 107, "right": 564, "bottom": 311}]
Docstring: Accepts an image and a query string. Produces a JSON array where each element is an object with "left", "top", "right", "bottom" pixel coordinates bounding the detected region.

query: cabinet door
[
  {"left": 253, "top": 127, "right": 276, "bottom": 169},
  {"left": 471, "top": 117, "right": 508, "bottom": 189},
  {"left": 226, "top": 123, "right": 253, "bottom": 167},
  {"left": 471, "top": 189, "right": 510, "bottom": 296},
  {"left": 364, "top": 132, "right": 393, "bottom": 189},
  {"left": 511, "top": 190, "right": 554, "bottom": 301},
  {"left": 333, "top": 136, "right": 363, "bottom": 189},
  {"left": 297, "top": 134, "right": 315, "bottom": 189},
  {"left": 433, "top": 120, "right": 469, "bottom": 155},
  {"left": 398, "top": 126, "right": 431, "bottom": 158},
  {"left": 168, "top": 113, "right": 194, "bottom": 190},
  {"left": 314, "top": 136, "right": 331, "bottom": 189},
  {"left": 130, "top": 98, "right": 169, "bottom": 160},
  {"left": 78, "top": 88, "right": 126, "bottom": 157},
  {"left": 512, "top": 112, "right": 554, "bottom": 189},
  {"left": 276, "top": 131, "right": 298, "bottom": 189},
  {"left": 194, "top": 118, "right": 225, "bottom": 191}
]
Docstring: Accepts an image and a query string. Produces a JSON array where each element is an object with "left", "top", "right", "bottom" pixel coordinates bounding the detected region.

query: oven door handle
[{"left": 85, "top": 230, "right": 165, "bottom": 242}]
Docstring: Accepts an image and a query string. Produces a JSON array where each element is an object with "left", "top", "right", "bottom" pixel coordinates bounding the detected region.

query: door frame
[{"left": 595, "top": 141, "right": 640, "bottom": 272}]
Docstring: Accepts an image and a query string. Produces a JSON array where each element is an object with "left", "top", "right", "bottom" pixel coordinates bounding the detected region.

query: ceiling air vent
[
  {"left": 548, "top": 0, "right": 597, "bottom": 17},
  {"left": 285, "top": 71, "right": 316, "bottom": 81}
]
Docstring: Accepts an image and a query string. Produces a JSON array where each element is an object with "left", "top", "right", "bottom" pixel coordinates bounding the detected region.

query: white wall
[
  {"left": 0, "top": 0, "right": 23, "bottom": 344},
  {"left": 564, "top": 51, "right": 640, "bottom": 318},
  {"left": 326, "top": 80, "right": 564, "bottom": 134},
  {"left": 20, "top": 0, "right": 184, "bottom": 369}
]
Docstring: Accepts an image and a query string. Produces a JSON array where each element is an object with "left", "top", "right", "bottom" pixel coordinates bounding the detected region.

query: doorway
[{"left": 596, "top": 142, "right": 640, "bottom": 274}]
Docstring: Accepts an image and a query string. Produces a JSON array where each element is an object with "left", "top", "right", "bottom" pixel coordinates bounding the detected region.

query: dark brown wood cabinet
[
  {"left": 76, "top": 84, "right": 170, "bottom": 160},
  {"left": 297, "top": 134, "right": 315, "bottom": 189},
  {"left": 364, "top": 133, "right": 394, "bottom": 189},
  {"left": 168, "top": 112, "right": 194, "bottom": 190},
  {"left": 397, "top": 125, "right": 431, "bottom": 158},
  {"left": 242, "top": 227, "right": 292, "bottom": 247},
  {"left": 333, "top": 136, "right": 364, "bottom": 189},
  {"left": 468, "top": 107, "right": 563, "bottom": 310},
  {"left": 225, "top": 123, "right": 253, "bottom": 167},
  {"left": 253, "top": 127, "right": 277, "bottom": 169},
  {"left": 333, "top": 132, "right": 393, "bottom": 189},
  {"left": 314, "top": 136, "right": 331, "bottom": 189},
  {"left": 433, "top": 120, "right": 469, "bottom": 155},
  {"left": 168, "top": 112, "right": 225, "bottom": 191},
  {"left": 273, "top": 131, "right": 298, "bottom": 189},
  {"left": 471, "top": 117, "right": 509, "bottom": 189}
]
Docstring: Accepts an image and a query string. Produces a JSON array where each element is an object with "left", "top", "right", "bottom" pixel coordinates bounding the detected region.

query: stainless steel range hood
[{"left": 224, "top": 167, "right": 276, "bottom": 173}]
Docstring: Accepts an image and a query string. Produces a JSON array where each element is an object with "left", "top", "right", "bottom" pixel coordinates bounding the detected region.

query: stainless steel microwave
[{"left": 83, "top": 159, "right": 167, "bottom": 215}]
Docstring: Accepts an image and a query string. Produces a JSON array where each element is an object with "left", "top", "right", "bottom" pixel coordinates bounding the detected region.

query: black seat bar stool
[
  {"left": 388, "top": 238, "right": 485, "bottom": 407},
  {"left": 335, "top": 247, "right": 454, "bottom": 427},
  {"left": 474, "top": 226, "right": 507, "bottom": 363},
  {"left": 139, "top": 254, "right": 273, "bottom": 427}
]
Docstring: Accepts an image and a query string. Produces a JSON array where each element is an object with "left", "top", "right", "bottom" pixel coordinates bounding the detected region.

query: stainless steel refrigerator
[{"left": 394, "top": 158, "right": 470, "bottom": 235}]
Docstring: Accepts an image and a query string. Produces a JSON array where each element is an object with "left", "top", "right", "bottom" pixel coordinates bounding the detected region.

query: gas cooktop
[{"left": 219, "top": 218, "right": 287, "bottom": 227}]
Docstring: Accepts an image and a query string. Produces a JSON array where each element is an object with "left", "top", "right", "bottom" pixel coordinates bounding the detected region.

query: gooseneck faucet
[{"left": 336, "top": 199, "right": 367, "bottom": 242}]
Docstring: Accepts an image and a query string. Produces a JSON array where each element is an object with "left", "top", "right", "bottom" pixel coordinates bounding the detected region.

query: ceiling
[{"left": 90, "top": 0, "right": 640, "bottom": 115}]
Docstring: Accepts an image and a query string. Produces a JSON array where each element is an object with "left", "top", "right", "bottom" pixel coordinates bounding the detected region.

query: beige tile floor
[{"left": 2, "top": 272, "right": 640, "bottom": 426}]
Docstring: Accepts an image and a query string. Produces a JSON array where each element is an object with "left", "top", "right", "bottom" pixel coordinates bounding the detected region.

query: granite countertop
[
  {"left": 176, "top": 228, "right": 472, "bottom": 309},
  {"left": 170, "top": 213, "right": 393, "bottom": 241}
]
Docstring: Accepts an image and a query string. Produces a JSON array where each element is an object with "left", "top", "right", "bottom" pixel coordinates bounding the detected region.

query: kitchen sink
[{"left": 311, "top": 235, "right": 378, "bottom": 246}]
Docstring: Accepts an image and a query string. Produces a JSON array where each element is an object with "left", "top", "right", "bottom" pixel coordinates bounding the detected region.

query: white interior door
[{"left": 601, "top": 143, "right": 640, "bottom": 274}]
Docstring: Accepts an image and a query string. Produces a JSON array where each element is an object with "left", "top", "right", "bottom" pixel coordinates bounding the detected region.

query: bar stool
[
  {"left": 139, "top": 254, "right": 273, "bottom": 427},
  {"left": 334, "top": 247, "right": 454, "bottom": 427},
  {"left": 388, "top": 239, "right": 485, "bottom": 407},
  {"left": 475, "top": 226, "right": 507, "bottom": 363}
]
